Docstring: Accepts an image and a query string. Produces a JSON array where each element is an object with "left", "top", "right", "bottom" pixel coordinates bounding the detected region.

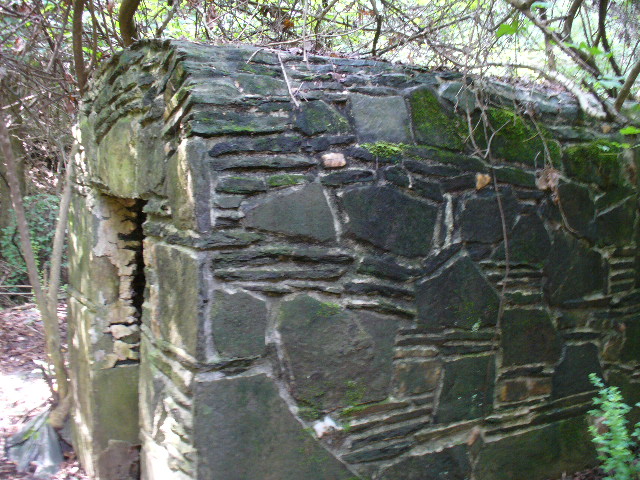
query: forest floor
[
  {"left": 0, "top": 302, "right": 606, "bottom": 480},
  {"left": 0, "top": 302, "right": 88, "bottom": 480}
]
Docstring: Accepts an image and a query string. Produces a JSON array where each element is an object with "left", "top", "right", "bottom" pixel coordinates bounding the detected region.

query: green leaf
[
  {"left": 496, "top": 20, "right": 519, "bottom": 39},
  {"left": 620, "top": 126, "right": 640, "bottom": 135}
]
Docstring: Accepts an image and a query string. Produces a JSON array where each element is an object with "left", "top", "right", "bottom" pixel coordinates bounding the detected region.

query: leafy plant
[
  {"left": 588, "top": 373, "right": 640, "bottom": 480},
  {"left": 0, "top": 193, "right": 64, "bottom": 290}
]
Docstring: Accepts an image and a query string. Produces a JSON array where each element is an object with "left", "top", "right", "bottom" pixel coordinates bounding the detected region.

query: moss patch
[
  {"left": 267, "top": 174, "right": 307, "bottom": 188},
  {"left": 408, "top": 87, "right": 466, "bottom": 150},
  {"left": 563, "top": 140, "right": 624, "bottom": 189},
  {"left": 362, "top": 141, "right": 408, "bottom": 162},
  {"left": 477, "top": 108, "right": 561, "bottom": 166}
]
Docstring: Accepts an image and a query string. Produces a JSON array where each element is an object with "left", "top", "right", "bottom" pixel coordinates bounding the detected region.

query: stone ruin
[{"left": 69, "top": 39, "right": 640, "bottom": 480}]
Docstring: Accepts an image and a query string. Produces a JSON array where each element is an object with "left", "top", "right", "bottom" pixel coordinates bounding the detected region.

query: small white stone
[
  {"left": 312, "top": 415, "right": 341, "bottom": 437},
  {"left": 321, "top": 152, "right": 346, "bottom": 168}
]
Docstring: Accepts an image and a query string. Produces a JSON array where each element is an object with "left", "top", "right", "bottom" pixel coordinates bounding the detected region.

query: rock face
[{"left": 70, "top": 40, "right": 640, "bottom": 480}]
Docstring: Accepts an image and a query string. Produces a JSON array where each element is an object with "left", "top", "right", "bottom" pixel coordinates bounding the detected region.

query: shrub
[{"left": 588, "top": 373, "right": 640, "bottom": 480}]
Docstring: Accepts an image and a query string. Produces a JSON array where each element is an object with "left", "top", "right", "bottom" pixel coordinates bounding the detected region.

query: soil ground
[
  {"left": 0, "top": 303, "right": 607, "bottom": 480},
  {"left": 0, "top": 303, "right": 88, "bottom": 480}
]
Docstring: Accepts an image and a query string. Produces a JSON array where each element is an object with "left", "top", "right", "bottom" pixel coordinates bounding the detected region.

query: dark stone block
[
  {"left": 358, "top": 255, "right": 416, "bottom": 281},
  {"left": 294, "top": 100, "right": 350, "bottom": 135},
  {"left": 620, "top": 319, "right": 640, "bottom": 363},
  {"left": 421, "top": 243, "right": 463, "bottom": 275},
  {"left": 214, "top": 194, "right": 244, "bottom": 209},
  {"left": 303, "top": 134, "right": 356, "bottom": 152},
  {"left": 343, "top": 441, "right": 413, "bottom": 463},
  {"left": 188, "top": 109, "right": 289, "bottom": 136},
  {"left": 544, "top": 231, "right": 606, "bottom": 306},
  {"left": 208, "top": 136, "right": 303, "bottom": 157},
  {"left": 349, "top": 93, "right": 411, "bottom": 143},
  {"left": 412, "top": 178, "right": 443, "bottom": 202},
  {"left": 493, "top": 165, "right": 536, "bottom": 187},
  {"left": 405, "top": 147, "right": 487, "bottom": 172},
  {"left": 210, "top": 290, "right": 268, "bottom": 359},
  {"left": 441, "top": 174, "right": 476, "bottom": 191},
  {"left": 501, "top": 309, "right": 561, "bottom": 367},
  {"left": 342, "top": 186, "right": 438, "bottom": 257},
  {"left": 344, "top": 146, "right": 375, "bottom": 162},
  {"left": 596, "top": 196, "right": 636, "bottom": 247},
  {"left": 209, "top": 154, "right": 316, "bottom": 170},
  {"left": 416, "top": 256, "right": 499, "bottom": 331},
  {"left": 214, "top": 265, "right": 347, "bottom": 281},
  {"left": 216, "top": 176, "right": 267, "bottom": 194},
  {"left": 552, "top": 344, "right": 602, "bottom": 399},
  {"left": 320, "top": 169, "right": 375, "bottom": 186},
  {"left": 266, "top": 174, "right": 308, "bottom": 188},
  {"left": 557, "top": 182, "right": 596, "bottom": 240},
  {"left": 244, "top": 184, "right": 337, "bottom": 242},
  {"left": 460, "top": 190, "right": 518, "bottom": 244},
  {"left": 193, "top": 374, "right": 354, "bottom": 480},
  {"left": 492, "top": 214, "right": 551, "bottom": 266},
  {"left": 435, "top": 355, "right": 495, "bottom": 423},
  {"left": 383, "top": 165, "right": 411, "bottom": 187},
  {"left": 404, "top": 159, "right": 461, "bottom": 177},
  {"left": 474, "top": 416, "right": 596, "bottom": 480},
  {"left": 344, "top": 280, "right": 413, "bottom": 298},
  {"left": 277, "top": 295, "right": 398, "bottom": 411},
  {"left": 393, "top": 360, "right": 442, "bottom": 396},
  {"left": 380, "top": 445, "right": 471, "bottom": 480}
]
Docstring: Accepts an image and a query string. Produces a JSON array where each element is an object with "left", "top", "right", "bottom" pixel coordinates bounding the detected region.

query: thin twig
[{"left": 278, "top": 53, "right": 300, "bottom": 108}]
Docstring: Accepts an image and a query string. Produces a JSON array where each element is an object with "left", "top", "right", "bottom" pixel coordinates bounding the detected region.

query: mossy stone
[
  {"left": 435, "top": 355, "right": 495, "bottom": 423},
  {"left": 407, "top": 86, "right": 465, "bottom": 150},
  {"left": 501, "top": 309, "right": 561, "bottom": 366},
  {"left": 475, "top": 416, "right": 596, "bottom": 480},
  {"left": 277, "top": 295, "right": 398, "bottom": 412},
  {"left": 210, "top": 290, "right": 268, "bottom": 359},
  {"left": 193, "top": 374, "right": 354, "bottom": 480},
  {"left": 416, "top": 256, "right": 499, "bottom": 331},
  {"left": 563, "top": 140, "right": 624, "bottom": 189},
  {"left": 294, "top": 101, "right": 350, "bottom": 135},
  {"left": 267, "top": 174, "right": 307, "bottom": 188},
  {"left": 476, "top": 108, "right": 561, "bottom": 166}
]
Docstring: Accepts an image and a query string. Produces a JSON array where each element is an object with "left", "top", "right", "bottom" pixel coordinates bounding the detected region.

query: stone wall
[{"left": 70, "top": 39, "right": 640, "bottom": 480}]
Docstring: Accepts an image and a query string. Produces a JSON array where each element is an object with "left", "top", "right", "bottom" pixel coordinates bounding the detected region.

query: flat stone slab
[
  {"left": 342, "top": 186, "right": 438, "bottom": 257},
  {"left": 349, "top": 93, "right": 411, "bottom": 143},
  {"left": 193, "top": 374, "right": 354, "bottom": 480},
  {"left": 277, "top": 295, "right": 398, "bottom": 413},
  {"left": 244, "top": 184, "right": 337, "bottom": 242}
]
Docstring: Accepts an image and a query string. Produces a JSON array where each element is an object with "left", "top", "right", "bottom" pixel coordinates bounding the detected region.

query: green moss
[
  {"left": 362, "top": 141, "right": 408, "bottom": 161},
  {"left": 563, "top": 140, "right": 624, "bottom": 189},
  {"left": 478, "top": 108, "right": 561, "bottom": 166},
  {"left": 316, "top": 302, "right": 342, "bottom": 318},
  {"left": 267, "top": 174, "right": 306, "bottom": 188},
  {"left": 344, "top": 380, "right": 367, "bottom": 405},
  {"left": 408, "top": 87, "right": 466, "bottom": 150}
]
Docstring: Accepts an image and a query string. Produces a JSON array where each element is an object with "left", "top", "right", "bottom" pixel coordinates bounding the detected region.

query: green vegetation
[
  {"left": 588, "top": 374, "right": 640, "bottom": 480},
  {"left": 408, "top": 87, "right": 465, "bottom": 150},
  {"left": 563, "top": 140, "right": 624, "bottom": 189},
  {"left": 362, "top": 142, "right": 408, "bottom": 161},
  {"left": 0, "top": 194, "right": 63, "bottom": 290}
]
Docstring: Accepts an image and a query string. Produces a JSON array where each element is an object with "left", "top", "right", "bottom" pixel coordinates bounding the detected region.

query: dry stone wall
[{"left": 70, "top": 39, "right": 640, "bottom": 480}]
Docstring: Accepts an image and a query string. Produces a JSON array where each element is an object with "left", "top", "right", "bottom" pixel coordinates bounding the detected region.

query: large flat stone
[
  {"left": 407, "top": 86, "right": 465, "bottom": 150},
  {"left": 552, "top": 343, "right": 602, "bottom": 399},
  {"left": 193, "top": 374, "right": 354, "bottom": 480},
  {"left": 416, "top": 256, "right": 499, "bottom": 331},
  {"left": 244, "top": 184, "right": 337, "bottom": 242},
  {"left": 349, "top": 93, "right": 411, "bottom": 143},
  {"left": 544, "top": 231, "right": 605, "bottom": 306},
  {"left": 277, "top": 295, "right": 398, "bottom": 412},
  {"left": 380, "top": 445, "right": 471, "bottom": 480},
  {"left": 460, "top": 190, "right": 518, "bottom": 244},
  {"left": 210, "top": 290, "right": 268, "bottom": 359},
  {"left": 475, "top": 416, "right": 596, "bottom": 480},
  {"left": 154, "top": 244, "right": 206, "bottom": 359},
  {"left": 501, "top": 309, "right": 561, "bottom": 367},
  {"left": 492, "top": 214, "right": 550, "bottom": 266},
  {"left": 435, "top": 355, "right": 495, "bottom": 423},
  {"left": 342, "top": 186, "right": 438, "bottom": 257}
]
